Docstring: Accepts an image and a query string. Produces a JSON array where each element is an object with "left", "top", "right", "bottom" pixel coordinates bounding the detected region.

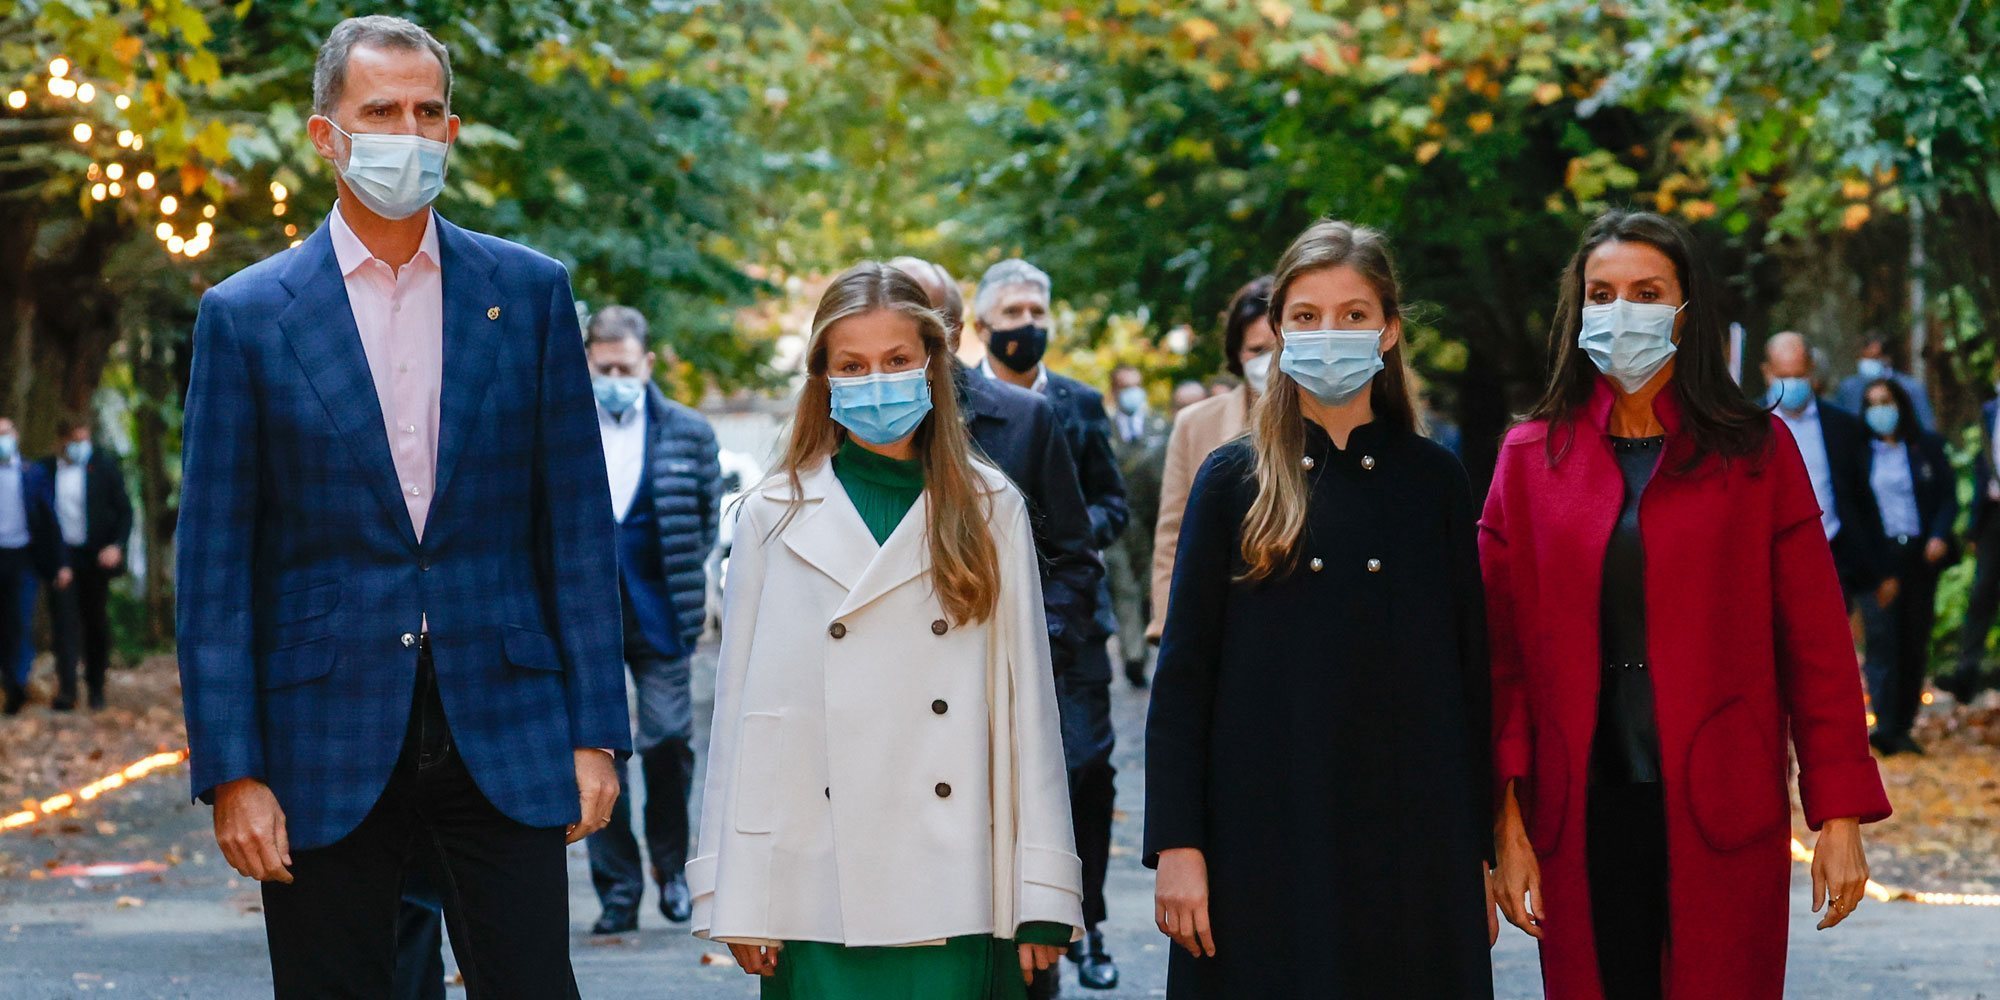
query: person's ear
[
  {"left": 307, "top": 115, "right": 340, "bottom": 162},
  {"left": 446, "top": 113, "right": 461, "bottom": 145},
  {"left": 1379, "top": 316, "right": 1403, "bottom": 354}
]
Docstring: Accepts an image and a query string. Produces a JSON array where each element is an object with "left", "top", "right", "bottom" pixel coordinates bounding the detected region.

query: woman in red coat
[{"left": 1481, "top": 210, "right": 1892, "bottom": 1000}]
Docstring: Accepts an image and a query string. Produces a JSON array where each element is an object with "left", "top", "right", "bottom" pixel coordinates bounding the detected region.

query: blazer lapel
[
  {"left": 429, "top": 216, "right": 502, "bottom": 529},
  {"left": 277, "top": 225, "right": 419, "bottom": 552},
  {"left": 775, "top": 462, "right": 875, "bottom": 593},
  {"left": 835, "top": 490, "right": 930, "bottom": 620}
]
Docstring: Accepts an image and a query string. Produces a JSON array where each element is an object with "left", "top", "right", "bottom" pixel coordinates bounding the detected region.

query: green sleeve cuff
[{"left": 1015, "top": 921, "right": 1075, "bottom": 946}]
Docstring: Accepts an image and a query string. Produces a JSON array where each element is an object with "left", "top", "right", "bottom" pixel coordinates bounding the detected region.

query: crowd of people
[{"left": 56, "top": 11, "right": 1983, "bottom": 1000}]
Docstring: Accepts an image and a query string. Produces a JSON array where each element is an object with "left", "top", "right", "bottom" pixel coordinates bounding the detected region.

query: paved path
[{"left": 1, "top": 648, "right": 1996, "bottom": 998}]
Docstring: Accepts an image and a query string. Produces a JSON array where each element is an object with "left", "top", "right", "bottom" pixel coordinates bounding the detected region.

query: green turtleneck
[{"left": 832, "top": 437, "right": 925, "bottom": 544}]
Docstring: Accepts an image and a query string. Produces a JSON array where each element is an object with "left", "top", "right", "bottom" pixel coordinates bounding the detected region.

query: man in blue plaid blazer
[{"left": 175, "top": 16, "right": 628, "bottom": 997}]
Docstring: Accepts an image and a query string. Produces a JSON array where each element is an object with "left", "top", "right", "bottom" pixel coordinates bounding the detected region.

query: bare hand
[
  {"left": 564, "top": 749, "right": 619, "bottom": 845},
  {"left": 213, "top": 777, "right": 293, "bottom": 884},
  {"left": 1485, "top": 863, "right": 1500, "bottom": 947},
  {"left": 1494, "top": 783, "right": 1544, "bottom": 939},
  {"left": 1875, "top": 578, "right": 1900, "bottom": 609},
  {"left": 1925, "top": 538, "right": 1949, "bottom": 564},
  {"left": 98, "top": 545, "right": 122, "bottom": 570},
  {"left": 53, "top": 567, "right": 73, "bottom": 590},
  {"left": 727, "top": 942, "right": 779, "bottom": 976},
  {"left": 1154, "top": 847, "right": 1216, "bottom": 958},
  {"left": 1018, "top": 942, "right": 1064, "bottom": 984},
  {"left": 1812, "top": 817, "right": 1869, "bottom": 930}
]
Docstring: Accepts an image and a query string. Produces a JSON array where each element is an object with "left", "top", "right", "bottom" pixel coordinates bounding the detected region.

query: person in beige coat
[
  {"left": 1147, "top": 276, "right": 1276, "bottom": 639},
  {"left": 690, "top": 262, "right": 1083, "bottom": 998}
]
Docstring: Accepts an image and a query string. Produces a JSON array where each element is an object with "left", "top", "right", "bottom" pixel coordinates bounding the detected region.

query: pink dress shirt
[{"left": 328, "top": 204, "right": 444, "bottom": 542}]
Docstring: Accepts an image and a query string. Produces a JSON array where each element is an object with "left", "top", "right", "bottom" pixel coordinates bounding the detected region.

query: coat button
[
  {"left": 931, "top": 619, "right": 948, "bottom": 636},
  {"left": 1367, "top": 558, "right": 1383, "bottom": 573},
  {"left": 829, "top": 622, "right": 847, "bottom": 639},
  {"left": 824, "top": 787, "right": 830, "bottom": 799},
  {"left": 1309, "top": 557, "right": 1324, "bottom": 573},
  {"left": 932, "top": 699, "right": 948, "bottom": 715},
  {"left": 400, "top": 632, "right": 418, "bottom": 648},
  {"left": 1300, "top": 455, "right": 1315, "bottom": 471},
  {"left": 1361, "top": 455, "right": 1376, "bottom": 470},
  {"left": 934, "top": 783, "right": 951, "bottom": 798}
]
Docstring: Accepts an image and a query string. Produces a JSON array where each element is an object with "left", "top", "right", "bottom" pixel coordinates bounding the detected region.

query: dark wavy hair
[
  {"left": 1221, "top": 275, "right": 1274, "bottom": 377},
  {"left": 1527, "top": 209, "right": 1769, "bottom": 467}
]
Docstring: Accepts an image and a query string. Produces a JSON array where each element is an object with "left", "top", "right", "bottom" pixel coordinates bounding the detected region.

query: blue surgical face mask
[
  {"left": 1242, "top": 350, "right": 1274, "bottom": 395},
  {"left": 592, "top": 375, "right": 646, "bottom": 415},
  {"left": 1578, "top": 299, "right": 1684, "bottom": 392},
  {"left": 1116, "top": 385, "right": 1147, "bottom": 416},
  {"left": 328, "top": 120, "right": 450, "bottom": 221},
  {"left": 1773, "top": 377, "right": 1816, "bottom": 413},
  {"left": 1279, "top": 329, "right": 1385, "bottom": 406},
  {"left": 1856, "top": 357, "right": 1889, "bottom": 382},
  {"left": 64, "top": 440, "right": 92, "bottom": 466},
  {"left": 0, "top": 434, "right": 16, "bottom": 462},
  {"left": 829, "top": 367, "right": 933, "bottom": 446},
  {"left": 1865, "top": 404, "right": 1901, "bottom": 438}
]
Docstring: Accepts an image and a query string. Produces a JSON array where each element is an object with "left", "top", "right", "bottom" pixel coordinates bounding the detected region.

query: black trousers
[
  {"left": 1957, "top": 515, "right": 2000, "bottom": 691},
  {"left": 1861, "top": 537, "right": 1942, "bottom": 740},
  {"left": 50, "top": 546, "right": 114, "bottom": 699},
  {"left": 587, "top": 738, "right": 695, "bottom": 910},
  {"left": 1587, "top": 782, "right": 1668, "bottom": 1000},
  {"left": 0, "top": 548, "right": 28, "bottom": 701},
  {"left": 261, "top": 651, "right": 578, "bottom": 1000}
]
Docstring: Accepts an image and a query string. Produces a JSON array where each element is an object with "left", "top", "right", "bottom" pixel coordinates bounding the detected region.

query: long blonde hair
[
  {"left": 774, "top": 262, "right": 1002, "bottom": 625},
  {"left": 1239, "top": 220, "right": 1418, "bottom": 582}
]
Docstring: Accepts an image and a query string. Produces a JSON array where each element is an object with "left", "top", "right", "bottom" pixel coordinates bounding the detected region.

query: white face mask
[
  {"left": 328, "top": 120, "right": 450, "bottom": 220},
  {"left": 1578, "top": 299, "right": 1686, "bottom": 392},
  {"left": 1242, "top": 351, "right": 1274, "bottom": 394}
]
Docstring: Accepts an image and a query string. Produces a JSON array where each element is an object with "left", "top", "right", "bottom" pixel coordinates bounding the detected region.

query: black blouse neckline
[{"left": 1302, "top": 417, "right": 1390, "bottom": 468}]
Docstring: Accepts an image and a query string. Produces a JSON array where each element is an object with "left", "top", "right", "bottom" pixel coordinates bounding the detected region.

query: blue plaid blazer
[{"left": 176, "top": 214, "right": 630, "bottom": 850}]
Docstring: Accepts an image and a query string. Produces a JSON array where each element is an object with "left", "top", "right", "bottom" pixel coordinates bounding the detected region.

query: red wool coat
[{"left": 1479, "top": 381, "right": 1892, "bottom": 1000}]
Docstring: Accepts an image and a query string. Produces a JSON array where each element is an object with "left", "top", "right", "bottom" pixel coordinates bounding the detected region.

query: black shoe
[
  {"left": 51, "top": 695, "right": 76, "bottom": 712},
  {"left": 590, "top": 905, "right": 638, "bottom": 935},
  {"left": 87, "top": 689, "right": 105, "bottom": 711},
  {"left": 1123, "top": 658, "right": 1148, "bottom": 689},
  {"left": 2, "top": 685, "right": 24, "bottom": 716},
  {"left": 660, "top": 872, "right": 692, "bottom": 924},
  {"left": 1072, "top": 927, "right": 1119, "bottom": 990},
  {"left": 1892, "top": 734, "right": 1927, "bottom": 756}
]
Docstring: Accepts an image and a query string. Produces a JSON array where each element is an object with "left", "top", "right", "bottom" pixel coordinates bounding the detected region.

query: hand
[
  {"left": 97, "top": 545, "right": 122, "bottom": 570},
  {"left": 1018, "top": 942, "right": 1064, "bottom": 985},
  {"left": 564, "top": 749, "right": 619, "bottom": 845},
  {"left": 1925, "top": 538, "right": 1949, "bottom": 564},
  {"left": 53, "top": 567, "right": 73, "bottom": 590},
  {"left": 1485, "top": 863, "right": 1500, "bottom": 948},
  {"left": 1812, "top": 817, "right": 1870, "bottom": 930},
  {"left": 1154, "top": 847, "right": 1216, "bottom": 958},
  {"left": 1874, "top": 577, "right": 1900, "bottom": 609},
  {"left": 213, "top": 778, "right": 293, "bottom": 884},
  {"left": 1493, "top": 784, "right": 1544, "bottom": 939},
  {"left": 727, "top": 942, "right": 779, "bottom": 976}
]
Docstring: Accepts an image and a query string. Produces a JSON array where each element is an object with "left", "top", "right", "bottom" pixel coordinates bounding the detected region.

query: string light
[
  {"left": 5, "top": 91, "right": 24, "bottom": 109},
  {"left": 105, "top": 163, "right": 124, "bottom": 181},
  {"left": 160, "top": 195, "right": 178, "bottom": 215},
  {"left": 114, "top": 94, "right": 129, "bottom": 110},
  {"left": 166, "top": 235, "right": 185, "bottom": 253},
  {"left": 1790, "top": 837, "right": 2000, "bottom": 908},
  {"left": 195, "top": 221, "right": 213, "bottom": 238},
  {"left": 49, "top": 78, "right": 76, "bottom": 98},
  {"left": 202, "top": 204, "right": 216, "bottom": 219},
  {"left": 155, "top": 222, "right": 173, "bottom": 240},
  {"left": 136, "top": 171, "right": 155, "bottom": 190},
  {"left": 89, "top": 183, "right": 106, "bottom": 201},
  {"left": 0, "top": 750, "right": 187, "bottom": 833},
  {"left": 116, "top": 129, "right": 134, "bottom": 147},
  {"left": 48, "top": 57, "right": 70, "bottom": 79},
  {"left": 71, "top": 122, "right": 91, "bottom": 143},
  {"left": 76, "top": 82, "right": 95, "bottom": 103},
  {"left": 107, "top": 181, "right": 122, "bottom": 197}
]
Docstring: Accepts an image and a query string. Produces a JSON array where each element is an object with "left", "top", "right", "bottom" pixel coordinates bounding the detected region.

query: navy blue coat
[
  {"left": 1040, "top": 370, "right": 1128, "bottom": 649},
  {"left": 1813, "top": 402, "right": 1894, "bottom": 589},
  {"left": 39, "top": 445, "right": 133, "bottom": 568},
  {"left": 11, "top": 461, "right": 66, "bottom": 580},
  {"left": 620, "top": 383, "right": 721, "bottom": 655},
  {"left": 176, "top": 215, "right": 630, "bottom": 850},
  {"left": 956, "top": 366, "right": 1102, "bottom": 675}
]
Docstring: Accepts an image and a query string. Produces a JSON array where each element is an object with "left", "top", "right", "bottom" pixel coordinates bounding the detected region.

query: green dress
[{"left": 761, "top": 440, "right": 1072, "bottom": 1000}]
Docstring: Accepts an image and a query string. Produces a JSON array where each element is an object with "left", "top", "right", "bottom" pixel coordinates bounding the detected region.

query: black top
[
  {"left": 1592, "top": 435, "right": 1664, "bottom": 787},
  {"left": 1145, "top": 420, "right": 1494, "bottom": 999}
]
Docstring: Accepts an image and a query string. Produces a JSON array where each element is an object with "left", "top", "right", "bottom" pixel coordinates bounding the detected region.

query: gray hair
[
  {"left": 586, "top": 305, "right": 650, "bottom": 349},
  {"left": 973, "top": 259, "right": 1052, "bottom": 325},
  {"left": 313, "top": 16, "right": 454, "bottom": 116}
]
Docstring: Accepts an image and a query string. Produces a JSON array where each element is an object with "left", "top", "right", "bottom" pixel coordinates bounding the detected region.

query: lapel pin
[{"left": 487, "top": 306, "right": 501, "bottom": 321}]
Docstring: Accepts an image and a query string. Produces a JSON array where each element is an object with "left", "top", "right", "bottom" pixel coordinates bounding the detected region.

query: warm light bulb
[
  {"left": 270, "top": 181, "right": 289, "bottom": 202},
  {"left": 167, "top": 236, "right": 185, "bottom": 253},
  {"left": 116, "top": 130, "right": 133, "bottom": 147},
  {"left": 90, "top": 183, "right": 107, "bottom": 201},
  {"left": 155, "top": 223, "right": 173, "bottom": 240},
  {"left": 72, "top": 122, "right": 92, "bottom": 142},
  {"left": 160, "top": 195, "right": 178, "bottom": 215},
  {"left": 76, "top": 83, "right": 95, "bottom": 103},
  {"left": 284, "top": 224, "right": 298, "bottom": 237},
  {"left": 86, "top": 163, "right": 101, "bottom": 180},
  {"left": 107, "top": 182, "right": 123, "bottom": 197},
  {"left": 5, "top": 91, "right": 24, "bottom": 109},
  {"left": 136, "top": 171, "right": 154, "bottom": 190},
  {"left": 114, "top": 94, "right": 130, "bottom": 110},
  {"left": 130, "top": 135, "right": 142, "bottom": 151},
  {"left": 195, "top": 222, "right": 213, "bottom": 238},
  {"left": 202, "top": 204, "right": 216, "bottom": 219},
  {"left": 49, "top": 58, "right": 70, "bottom": 79},
  {"left": 273, "top": 203, "right": 287, "bottom": 216},
  {"left": 105, "top": 163, "right": 124, "bottom": 180}
]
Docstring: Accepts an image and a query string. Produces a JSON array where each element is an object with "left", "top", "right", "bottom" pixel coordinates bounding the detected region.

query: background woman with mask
[
  {"left": 690, "top": 262, "right": 1083, "bottom": 998},
  {"left": 1483, "top": 210, "right": 1891, "bottom": 1000},
  {"left": 1859, "top": 377, "right": 1956, "bottom": 757},
  {"left": 1146, "top": 221, "right": 1496, "bottom": 998},
  {"left": 1148, "top": 275, "right": 1276, "bottom": 643}
]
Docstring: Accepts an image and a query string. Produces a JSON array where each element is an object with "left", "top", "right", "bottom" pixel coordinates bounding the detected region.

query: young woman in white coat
[{"left": 690, "top": 262, "right": 1085, "bottom": 999}]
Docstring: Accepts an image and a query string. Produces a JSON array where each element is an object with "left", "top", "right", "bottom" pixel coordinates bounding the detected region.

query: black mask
[{"left": 988, "top": 323, "right": 1049, "bottom": 374}]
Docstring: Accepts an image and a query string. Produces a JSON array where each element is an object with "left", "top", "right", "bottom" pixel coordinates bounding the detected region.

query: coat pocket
[
  {"left": 502, "top": 625, "right": 564, "bottom": 673},
  {"left": 258, "top": 635, "right": 337, "bottom": 691},
  {"left": 1685, "top": 698, "right": 1788, "bottom": 852},
  {"left": 273, "top": 580, "right": 341, "bottom": 625},
  {"left": 1527, "top": 716, "right": 1569, "bottom": 859},
  {"left": 732, "top": 712, "right": 783, "bottom": 834}
]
